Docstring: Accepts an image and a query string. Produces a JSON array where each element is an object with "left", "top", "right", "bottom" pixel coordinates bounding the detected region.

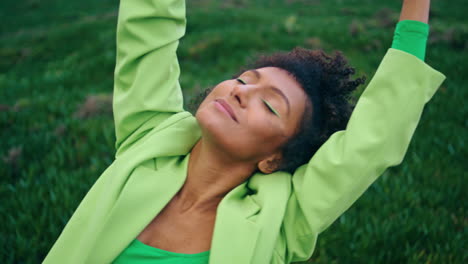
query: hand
[{"left": 399, "top": 0, "right": 430, "bottom": 23}]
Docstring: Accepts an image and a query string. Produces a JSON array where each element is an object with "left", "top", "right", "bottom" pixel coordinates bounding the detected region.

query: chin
[
  {"left": 196, "top": 107, "right": 229, "bottom": 144},
  {"left": 195, "top": 107, "right": 245, "bottom": 158}
]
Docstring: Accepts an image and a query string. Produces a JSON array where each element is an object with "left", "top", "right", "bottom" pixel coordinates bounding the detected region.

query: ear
[{"left": 257, "top": 152, "right": 283, "bottom": 174}]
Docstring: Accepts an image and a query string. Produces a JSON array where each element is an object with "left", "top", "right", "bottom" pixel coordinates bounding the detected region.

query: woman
[{"left": 44, "top": 0, "right": 445, "bottom": 263}]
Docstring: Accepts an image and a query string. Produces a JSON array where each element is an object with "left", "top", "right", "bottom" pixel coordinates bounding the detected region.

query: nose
[{"left": 230, "top": 83, "right": 254, "bottom": 109}]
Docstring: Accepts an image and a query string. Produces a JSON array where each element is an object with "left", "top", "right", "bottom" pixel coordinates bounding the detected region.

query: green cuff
[{"left": 391, "top": 20, "right": 429, "bottom": 61}]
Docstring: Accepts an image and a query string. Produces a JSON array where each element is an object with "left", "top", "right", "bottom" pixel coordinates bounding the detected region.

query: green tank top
[{"left": 112, "top": 239, "right": 209, "bottom": 264}]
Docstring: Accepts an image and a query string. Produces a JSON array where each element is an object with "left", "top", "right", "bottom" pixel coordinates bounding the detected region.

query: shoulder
[{"left": 117, "top": 111, "right": 201, "bottom": 158}]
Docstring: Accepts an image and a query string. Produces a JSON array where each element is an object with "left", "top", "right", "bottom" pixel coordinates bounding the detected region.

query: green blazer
[{"left": 43, "top": 0, "right": 445, "bottom": 263}]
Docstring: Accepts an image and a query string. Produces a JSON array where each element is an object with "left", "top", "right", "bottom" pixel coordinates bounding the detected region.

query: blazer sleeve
[
  {"left": 113, "top": 0, "right": 186, "bottom": 155},
  {"left": 282, "top": 49, "right": 446, "bottom": 262}
]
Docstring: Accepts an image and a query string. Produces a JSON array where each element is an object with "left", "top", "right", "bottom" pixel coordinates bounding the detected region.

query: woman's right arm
[{"left": 113, "top": 0, "right": 186, "bottom": 155}]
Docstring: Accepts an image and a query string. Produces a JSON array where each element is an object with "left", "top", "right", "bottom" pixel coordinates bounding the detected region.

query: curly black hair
[{"left": 190, "top": 47, "right": 366, "bottom": 173}]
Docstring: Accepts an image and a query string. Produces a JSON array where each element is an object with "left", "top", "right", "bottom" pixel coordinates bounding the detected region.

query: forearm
[
  {"left": 399, "top": 0, "right": 430, "bottom": 23},
  {"left": 114, "top": 0, "right": 186, "bottom": 155}
]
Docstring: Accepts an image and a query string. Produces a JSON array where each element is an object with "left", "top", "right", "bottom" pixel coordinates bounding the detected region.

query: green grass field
[{"left": 1, "top": 0, "right": 467, "bottom": 263}]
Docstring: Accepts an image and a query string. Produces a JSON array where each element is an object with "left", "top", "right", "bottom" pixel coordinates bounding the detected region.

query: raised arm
[
  {"left": 282, "top": 0, "right": 445, "bottom": 261},
  {"left": 113, "top": 0, "right": 186, "bottom": 155}
]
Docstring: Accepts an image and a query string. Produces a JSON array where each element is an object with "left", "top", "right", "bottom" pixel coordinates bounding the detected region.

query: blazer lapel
[
  {"left": 87, "top": 156, "right": 190, "bottom": 263},
  {"left": 209, "top": 183, "right": 261, "bottom": 264},
  {"left": 85, "top": 114, "right": 200, "bottom": 263}
]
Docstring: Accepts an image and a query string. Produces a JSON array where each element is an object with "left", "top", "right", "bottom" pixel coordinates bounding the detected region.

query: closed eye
[
  {"left": 262, "top": 99, "right": 280, "bottom": 117},
  {"left": 236, "top": 78, "right": 246, "bottom": 85}
]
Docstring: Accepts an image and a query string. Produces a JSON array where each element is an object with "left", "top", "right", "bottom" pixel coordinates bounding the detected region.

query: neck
[{"left": 176, "top": 139, "right": 256, "bottom": 212}]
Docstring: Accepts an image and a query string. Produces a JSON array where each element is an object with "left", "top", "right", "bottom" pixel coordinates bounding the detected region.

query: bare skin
[
  {"left": 135, "top": 140, "right": 252, "bottom": 253},
  {"left": 399, "top": 0, "right": 430, "bottom": 23},
  {"left": 137, "top": 0, "right": 431, "bottom": 254},
  {"left": 136, "top": 187, "right": 217, "bottom": 253}
]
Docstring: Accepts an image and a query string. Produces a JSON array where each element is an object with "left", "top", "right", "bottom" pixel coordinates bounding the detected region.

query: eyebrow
[{"left": 247, "top": 69, "right": 291, "bottom": 115}]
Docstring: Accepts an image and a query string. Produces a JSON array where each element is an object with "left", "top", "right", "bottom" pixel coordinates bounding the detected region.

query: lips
[{"left": 215, "top": 99, "right": 238, "bottom": 122}]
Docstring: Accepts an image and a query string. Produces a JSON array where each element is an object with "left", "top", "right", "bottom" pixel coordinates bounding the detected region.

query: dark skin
[
  {"left": 137, "top": 67, "right": 307, "bottom": 253},
  {"left": 137, "top": 0, "right": 431, "bottom": 253}
]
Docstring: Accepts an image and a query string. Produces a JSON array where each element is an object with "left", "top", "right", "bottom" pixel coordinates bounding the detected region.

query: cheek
[
  {"left": 196, "top": 112, "right": 283, "bottom": 160},
  {"left": 247, "top": 110, "right": 286, "bottom": 139},
  {"left": 241, "top": 115, "right": 289, "bottom": 153},
  {"left": 194, "top": 83, "right": 228, "bottom": 121},
  {"left": 195, "top": 100, "right": 237, "bottom": 147},
  {"left": 207, "top": 81, "right": 230, "bottom": 98}
]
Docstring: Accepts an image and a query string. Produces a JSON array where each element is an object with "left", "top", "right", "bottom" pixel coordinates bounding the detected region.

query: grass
[{"left": 1, "top": 0, "right": 467, "bottom": 263}]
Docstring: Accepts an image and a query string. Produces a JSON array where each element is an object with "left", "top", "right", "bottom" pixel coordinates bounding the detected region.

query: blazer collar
[
  {"left": 87, "top": 156, "right": 190, "bottom": 263},
  {"left": 209, "top": 182, "right": 261, "bottom": 264},
  {"left": 87, "top": 154, "right": 261, "bottom": 264}
]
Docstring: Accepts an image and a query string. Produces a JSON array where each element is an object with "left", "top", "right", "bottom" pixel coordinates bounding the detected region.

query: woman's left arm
[
  {"left": 393, "top": 0, "right": 431, "bottom": 61},
  {"left": 399, "top": 0, "right": 430, "bottom": 23},
  {"left": 282, "top": 1, "right": 445, "bottom": 262}
]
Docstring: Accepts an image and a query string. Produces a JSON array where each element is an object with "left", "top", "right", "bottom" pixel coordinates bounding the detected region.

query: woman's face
[{"left": 196, "top": 67, "right": 308, "bottom": 168}]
